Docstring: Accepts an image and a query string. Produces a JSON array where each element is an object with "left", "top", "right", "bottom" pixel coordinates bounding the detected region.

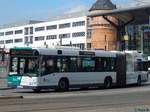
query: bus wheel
[
  {"left": 32, "top": 89, "right": 41, "bottom": 93},
  {"left": 58, "top": 78, "right": 69, "bottom": 92},
  {"left": 104, "top": 77, "right": 112, "bottom": 89},
  {"left": 137, "top": 76, "right": 142, "bottom": 86}
]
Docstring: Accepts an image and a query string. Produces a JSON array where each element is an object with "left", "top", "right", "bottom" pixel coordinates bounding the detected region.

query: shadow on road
[{"left": 12, "top": 83, "right": 148, "bottom": 94}]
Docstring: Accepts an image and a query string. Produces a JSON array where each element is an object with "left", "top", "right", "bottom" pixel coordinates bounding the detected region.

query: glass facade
[
  {"left": 142, "top": 25, "right": 150, "bottom": 56},
  {"left": 125, "top": 24, "right": 150, "bottom": 56},
  {"left": 126, "top": 25, "right": 141, "bottom": 51}
]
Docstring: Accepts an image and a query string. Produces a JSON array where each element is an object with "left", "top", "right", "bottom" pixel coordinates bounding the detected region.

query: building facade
[{"left": 0, "top": 16, "right": 88, "bottom": 49}]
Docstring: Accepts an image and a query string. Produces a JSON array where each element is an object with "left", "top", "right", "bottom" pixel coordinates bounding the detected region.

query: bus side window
[
  {"left": 81, "top": 57, "right": 95, "bottom": 72},
  {"left": 109, "top": 58, "right": 116, "bottom": 71},
  {"left": 62, "top": 58, "right": 69, "bottom": 72},
  {"left": 102, "top": 58, "right": 107, "bottom": 71},
  {"left": 95, "top": 57, "right": 102, "bottom": 72},
  {"left": 56, "top": 57, "right": 74, "bottom": 72},
  {"left": 69, "top": 57, "right": 77, "bottom": 72},
  {"left": 77, "top": 57, "right": 82, "bottom": 72},
  {"left": 40, "top": 56, "right": 55, "bottom": 75},
  {"left": 56, "top": 59, "right": 62, "bottom": 72},
  {"left": 46, "top": 59, "right": 54, "bottom": 73},
  {"left": 41, "top": 60, "right": 46, "bottom": 75}
]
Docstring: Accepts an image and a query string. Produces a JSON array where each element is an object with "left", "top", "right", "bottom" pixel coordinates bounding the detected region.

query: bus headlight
[{"left": 17, "top": 77, "right": 21, "bottom": 80}]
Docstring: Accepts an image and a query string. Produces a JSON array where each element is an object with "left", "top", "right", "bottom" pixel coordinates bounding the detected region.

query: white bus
[{"left": 7, "top": 47, "right": 149, "bottom": 92}]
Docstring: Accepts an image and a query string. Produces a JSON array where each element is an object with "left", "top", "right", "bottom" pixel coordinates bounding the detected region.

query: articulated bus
[{"left": 7, "top": 47, "right": 148, "bottom": 92}]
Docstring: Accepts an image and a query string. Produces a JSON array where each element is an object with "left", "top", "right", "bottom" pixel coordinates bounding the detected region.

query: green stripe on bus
[{"left": 7, "top": 75, "right": 22, "bottom": 86}]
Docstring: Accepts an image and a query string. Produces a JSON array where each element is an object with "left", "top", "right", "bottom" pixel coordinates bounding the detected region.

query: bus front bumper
[{"left": 19, "top": 85, "right": 57, "bottom": 90}]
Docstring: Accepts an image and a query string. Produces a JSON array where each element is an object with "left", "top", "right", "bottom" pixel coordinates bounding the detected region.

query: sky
[{"left": 0, "top": 0, "right": 134, "bottom": 25}]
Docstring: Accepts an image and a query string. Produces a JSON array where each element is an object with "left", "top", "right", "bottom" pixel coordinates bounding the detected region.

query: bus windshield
[{"left": 9, "top": 57, "right": 39, "bottom": 77}]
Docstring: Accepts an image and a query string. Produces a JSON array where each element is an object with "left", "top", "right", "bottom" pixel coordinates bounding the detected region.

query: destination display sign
[
  {"left": 79, "top": 51, "right": 95, "bottom": 56},
  {"left": 10, "top": 49, "right": 39, "bottom": 56}
]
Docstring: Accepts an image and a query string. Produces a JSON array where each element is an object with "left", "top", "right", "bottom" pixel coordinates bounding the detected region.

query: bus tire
[
  {"left": 137, "top": 76, "right": 142, "bottom": 86},
  {"left": 104, "top": 77, "right": 112, "bottom": 89},
  {"left": 58, "top": 78, "right": 69, "bottom": 92}
]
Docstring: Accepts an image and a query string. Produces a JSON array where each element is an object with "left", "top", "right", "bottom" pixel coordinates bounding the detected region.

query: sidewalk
[{"left": 0, "top": 72, "right": 10, "bottom": 90}]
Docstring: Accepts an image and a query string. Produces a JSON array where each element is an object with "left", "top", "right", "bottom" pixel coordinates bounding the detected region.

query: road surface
[{"left": 0, "top": 85, "right": 150, "bottom": 112}]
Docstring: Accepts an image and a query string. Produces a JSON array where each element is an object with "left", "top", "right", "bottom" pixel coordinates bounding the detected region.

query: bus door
[{"left": 116, "top": 53, "right": 126, "bottom": 87}]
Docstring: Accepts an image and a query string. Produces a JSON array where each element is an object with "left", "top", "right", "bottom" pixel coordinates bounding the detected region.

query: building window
[
  {"left": 87, "top": 43, "right": 91, "bottom": 49},
  {"left": 87, "top": 18, "right": 92, "bottom": 26},
  {"left": 46, "top": 25, "right": 57, "bottom": 30},
  {"left": 59, "top": 33, "right": 70, "bottom": 39},
  {"left": 0, "top": 40, "right": 4, "bottom": 44},
  {"left": 72, "top": 43, "right": 85, "bottom": 49},
  {"left": 35, "top": 27, "right": 45, "bottom": 32},
  {"left": 14, "top": 38, "right": 23, "bottom": 43},
  {"left": 87, "top": 29, "right": 92, "bottom": 38},
  {"left": 30, "top": 27, "right": 33, "bottom": 34},
  {"left": 72, "top": 32, "right": 85, "bottom": 37},
  {"left": 46, "top": 35, "right": 57, "bottom": 40},
  {"left": 72, "top": 21, "right": 85, "bottom": 27},
  {"left": 59, "top": 23, "right": 70, "bottom": 29},
  {"left": 25, "top": 27, "right": 33, "bottom": 35},
  {"left": 24, "top": 36, "right": 33, "bottom": 44},
  {"left": 35, "top": 36, "right": 45, "bottom": 41},
  {"left": 5, "top": 39, "right": 13, "bottom": 44},
  {"left": 24, "top": 27, "right": 29, "bottom": 35},
  {"left": 24, "top": 36, "right": 28, "bottom": 44},
  {"left": 5, "top": 31, "right": 13, "bottom": 35},
  {"left": 30, "top": 36, "right": 33, "bottom": 43},
  {"left": 15, "top": 30, "right": 23, "bottom": 34},
  {"left": 0, "top": 32, "right": 4, "bottom": 36}
]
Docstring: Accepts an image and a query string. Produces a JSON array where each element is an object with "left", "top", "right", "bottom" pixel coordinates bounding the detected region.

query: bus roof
[
  {"left": 31, "top": 48, "right": 117, "bottom": 57},
  {"left": 10, "top": 47, "right": 144, "bottom": 58}
]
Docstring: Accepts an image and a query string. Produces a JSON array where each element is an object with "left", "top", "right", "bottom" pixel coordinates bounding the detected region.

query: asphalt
[
  {"left": 0, "top": 86, "right": 150, "bottom": 112},
  {"left": 0, "top": 72, "right": 150, "bottom": 111},
  {"left": 0, "top": 72, "right": 9, "bottom": 89}
]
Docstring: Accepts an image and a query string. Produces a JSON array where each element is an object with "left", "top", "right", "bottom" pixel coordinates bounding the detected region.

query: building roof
[
  {"left": 88, "top": 4, "right": 150, "bottom": 25},
  {"left": 48, "top": 11, "right": 88, "bottom": 21},
  {"left": 0, "top": 20, "right": 44, "bottom": 29},
  {"left": 89, "top": 0, "right": 116, "bottom": 11}
]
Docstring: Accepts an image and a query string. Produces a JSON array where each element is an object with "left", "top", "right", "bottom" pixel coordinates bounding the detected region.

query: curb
[
  {"left": 0, "top": 96, "right": 23, "bottom": 99},
  {"left": 0, "top": 87, "right": 15, "bottom": 90}
]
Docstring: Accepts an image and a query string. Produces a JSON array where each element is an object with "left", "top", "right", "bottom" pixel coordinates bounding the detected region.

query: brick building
[{"left": 89, "top": 0, "right": 117, "bottom": 51}]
